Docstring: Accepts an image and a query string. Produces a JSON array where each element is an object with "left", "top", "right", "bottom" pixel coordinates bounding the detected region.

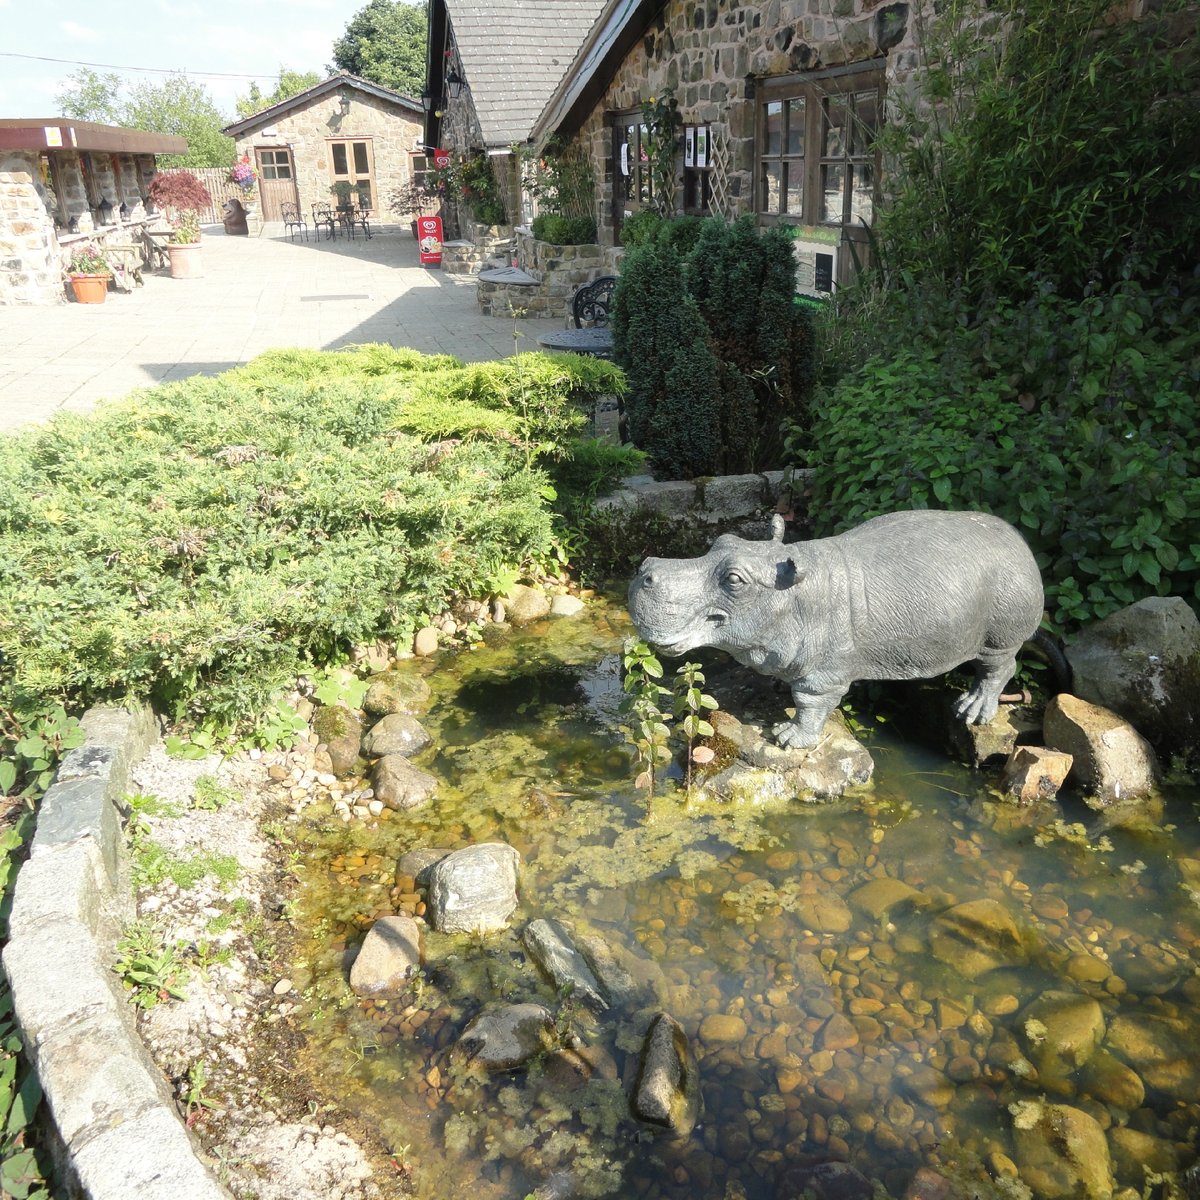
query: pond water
[{"left": 289, "top": 601, "right": 1200, "bottom": 1200}]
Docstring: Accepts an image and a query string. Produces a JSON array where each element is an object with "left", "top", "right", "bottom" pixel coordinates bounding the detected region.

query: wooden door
[
  {"left": 327, "top": 138, "right": 376, "bottom": 214},
  {"left": 255, "top": 147, "right": 299, "bottom": 222}
]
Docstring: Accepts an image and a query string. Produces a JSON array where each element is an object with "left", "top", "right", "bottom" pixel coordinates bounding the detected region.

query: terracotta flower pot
[
  {"left": 69, "top": 273, "right": 109, "bottom": 304},
  {"left": 166, "top": 241, "right": 203, "bottom": 279}
]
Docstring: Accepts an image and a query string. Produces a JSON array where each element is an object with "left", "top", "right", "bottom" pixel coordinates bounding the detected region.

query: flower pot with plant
[
  {"left": 147, "top": 170, "right": 212, "bottom": 278},
  {"left": 66, "top": 241, "right": 112, "bottom": 303},
  {"left": 330, "top": 181, "right": 355, "bottom": 212}
]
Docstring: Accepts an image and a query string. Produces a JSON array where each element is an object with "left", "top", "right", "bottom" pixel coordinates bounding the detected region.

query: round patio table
[{"left": 535, "top": 327, "right": 615, "bottom": 360}]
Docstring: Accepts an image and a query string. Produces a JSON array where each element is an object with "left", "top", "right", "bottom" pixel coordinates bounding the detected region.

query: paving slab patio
[{"left": 0, "top": 223, "right": 568, "bottom": 434}]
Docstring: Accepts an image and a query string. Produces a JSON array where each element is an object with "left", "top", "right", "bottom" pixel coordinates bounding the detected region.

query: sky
[{"left": 0, "top": 0, "right": 394, "bottom": 121}]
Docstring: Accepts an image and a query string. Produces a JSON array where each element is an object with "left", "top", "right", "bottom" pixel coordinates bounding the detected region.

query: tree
[
  {"left": 54, "top": 68, "right": 123, "bottom": 124},
  {"left": 235, "top": 68, "right": 323, "bottom": 119},
  {"left": 123, "top": 74, "right": 232, "bottom": 167},
  {"left": 330, "top": 0, "right": 427, "bottom": 96}
]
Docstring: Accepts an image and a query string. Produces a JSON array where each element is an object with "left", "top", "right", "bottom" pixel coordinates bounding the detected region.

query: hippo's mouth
[{"left": 645, "top": 612, "right": 729, "bottom": 656}]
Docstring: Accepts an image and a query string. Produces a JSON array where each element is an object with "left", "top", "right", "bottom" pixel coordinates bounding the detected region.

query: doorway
[
  {"left": 254, "top": 147, "right": 299, "bottom": 222},
  {"left": 327, "top": 138, "right": 376, "bottom": 214}
]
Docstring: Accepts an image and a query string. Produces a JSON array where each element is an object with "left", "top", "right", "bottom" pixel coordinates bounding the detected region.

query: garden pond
[{"left": 286, "top": 600, "right": 1200, "bottom": 1200}]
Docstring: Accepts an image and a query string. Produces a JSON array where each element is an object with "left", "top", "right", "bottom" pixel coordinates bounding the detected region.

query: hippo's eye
[{"left": 723, "top": 570, "right": 747, "bottom": 589}]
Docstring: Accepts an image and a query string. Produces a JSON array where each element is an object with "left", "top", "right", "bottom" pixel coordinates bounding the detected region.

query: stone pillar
[
  {"left": 0, "top": 152, "right": 65, "bottom": 305},
  {"left": 57, "top": 153, "right": 91, "bottom": 227}
]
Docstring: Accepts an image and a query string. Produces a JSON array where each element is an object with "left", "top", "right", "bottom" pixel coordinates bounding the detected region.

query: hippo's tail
[{"left": 1028, "top": 629, "right": 1073, "bottom": 694}]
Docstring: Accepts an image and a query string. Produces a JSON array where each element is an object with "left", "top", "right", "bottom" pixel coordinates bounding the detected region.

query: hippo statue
[{"left": 628, "top": 510, "right": 1045, "bottom": 750}]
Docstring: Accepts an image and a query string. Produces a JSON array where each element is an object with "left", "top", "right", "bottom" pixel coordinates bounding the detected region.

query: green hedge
[
  {"left": 795, "top": 281, "right": 1200, "bottom": 630},
  {"left": 531, "top": 214, "right": 597, "bottom": 245},
  {"left": 0, "top": 346, "right": 625, "bottom": 741},
  {"left": 612, "top": 216, "right": 814, "bottom": 478}
]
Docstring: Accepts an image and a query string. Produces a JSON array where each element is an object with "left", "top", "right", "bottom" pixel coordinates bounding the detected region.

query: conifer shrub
[
  {"left": 0, "top": 345, "right": 624, "bottom": 742},
  {"left": 611, "top": 241, "right": 723, "bottom": 479},
  {"left": 530, "top": 214, "right": 597, "bottom": 245},
  {"left": 612, "top": 216, "right": 814, "bottom": 477}
]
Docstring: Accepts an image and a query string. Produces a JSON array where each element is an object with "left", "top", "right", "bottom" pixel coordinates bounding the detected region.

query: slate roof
[
  {"left": 448, "top": 1, "right": 606, "bottom": 146},
  {"left": 221, "top": 74, "right": 422, "bottom": 138}
]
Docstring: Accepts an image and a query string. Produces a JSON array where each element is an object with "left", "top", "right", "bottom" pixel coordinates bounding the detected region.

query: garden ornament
[{"left": 628, "top": 510, "right": 1045, "bottom": 749}]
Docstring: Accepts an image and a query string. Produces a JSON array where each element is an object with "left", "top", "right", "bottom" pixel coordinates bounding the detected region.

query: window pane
[
  {"left": 353, "top": 142, "right": 369, "bottom": 174},
  {"left": 274, "top": 160, "right": 292, "bottom": 180},
  {"left": 823, "top": 97, "right": 849, "bottom": 158},
  {"left": 785, "top": 162, "right": 803, "bottom": 214},
  {"left": 761, "top": 162, "right": 782, "bottom": 213},
  {"left": 765, "top": 101, "right": 782, "bottom": 156},
  {"left": 262, "top": 162, "right": 278, "bottom": 180},
  {"left": 850, "top": 163, "right": 874, "bottom": 224},
  {"left": 357, "top": 182, "right": 372, "bottom": 208},
  {"left": 332, "top": 143, "right": 348, "bottom": 175},
  {"left": 852, "top": 91, "right": 879, "bottom": 156},
  {"left": 786, "top": 98, "right": 805, "bottom": 156},
  {"left": 822, "top": 163, "right": 845, "bottom": 223}
]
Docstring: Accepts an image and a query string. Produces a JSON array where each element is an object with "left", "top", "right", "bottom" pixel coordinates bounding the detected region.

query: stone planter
[
  {"left": 68, "top": 273, "right": 109, "bottom": 304},
  {"left": 166, "top": 240, "right": 202, "bottom": 279}
]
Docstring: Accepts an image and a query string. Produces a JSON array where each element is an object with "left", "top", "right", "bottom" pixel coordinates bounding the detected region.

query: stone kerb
[
  {"left": 594, "top": 469, "right": 813, "bottom": 523},
  {"left": 3, "top": 704, "right": 230, "bottom": 1200}
]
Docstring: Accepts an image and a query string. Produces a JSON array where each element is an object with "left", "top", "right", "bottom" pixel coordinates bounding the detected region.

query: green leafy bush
[
  {"left": 873, "top": 0, "right": 1200, "bottom": 298},
  {"left": 618, "top": 211, "right": 704, "bottom": 254},
  {"left": 795, "top": 280, "right": 1200, "bottom": 630},
  {"left": 612, "top": 216, "right": 815, "bottom": 477},
  {"left": 531, "top": 214, "right": 597, "bottom": 245},
  {"left": 0, "top": 345, "right": 622, "bottom": 736}
]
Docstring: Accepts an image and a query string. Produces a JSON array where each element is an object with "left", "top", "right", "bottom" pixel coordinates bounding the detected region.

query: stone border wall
[
  {"left": 476, "top": 227, "right": 621, "bottom": 320},
  {"left": 3, "top": 705, "right": 229, "bottom": 1200},
  {"left": 595, "top": 468, "right": 813, "bottom": 523}
]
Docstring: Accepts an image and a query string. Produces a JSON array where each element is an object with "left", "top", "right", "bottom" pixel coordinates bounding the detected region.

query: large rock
[
  {"left": 312, "top": 704, "right": 364, "bottom": 778},
  {"left": 703, "top": 710, "right": 874, "bottom": 803},
  {"left": 458, "top": 1003, "right": 555, "bottom": 1069},
  {"left": 1043, "top": 694, "right": 1159, "bottom": 806},
  {"left": 1105, "top": 1012, "right": 1200, "bottom": 1101},
  {"left": 1012, "top": 1101, "right": 1113, "bottom": 1200},
  {"left": 633, "top": 1012, "right": 700, "bottom": 1136},
  {"left": 361, "top": 713, "right": 432, "bottom": 758},
  {"left": 503, "top": 584, "right": 552, "bottom": 625},
  {"left": 1080, "top": 1048, "right": 1144, "bottom": 1111},
  {"left": 349, "top": 916, "right": 422, "bottom": 997},
  {"left": 1001, "top": 746, "right": 1074, "bottom": 805},
  {"left": 1067, "top": 596, "right": 1200, "bottom": 757},
  {"left": 848, "top": 877, "right": 927, "bottom": 919},
  {"left": 929, "top": 899, "right": 1026, "bottom": 979},
  {"left": 373, "top": 755, "right": 438, "bottom": 811},
  {"left": 523, "top": 919, "right": 607, "bottom": 1010},
  {"left": 576, "top": 934, "right": 662, "bottom": 1011},
  {"left": 363, "top": 670, "right": 432, "bottom": 718},
  {"left": 1020, "top": 990, "right": 1105, "bottom": 1083},
  {"left": 427, "top": 843, "right": 521, "bottom": 934},
  {"left": 1107, "top": 1127, "right": 1178, "bottom": 1179}
]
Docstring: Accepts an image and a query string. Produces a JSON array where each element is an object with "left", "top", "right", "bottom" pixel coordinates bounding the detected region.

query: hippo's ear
[{"left": 774, "top": 550, "right": 808, "bottom": 590}]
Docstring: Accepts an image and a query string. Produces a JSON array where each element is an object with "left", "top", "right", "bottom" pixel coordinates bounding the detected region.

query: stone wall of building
[
  {"left": 232, "top": 86, "right": 424, "bottom": 222},
  {"left": 1, "top": 152, "right": 63, "bottom": 305},
  {"left": 567, "top": 0, "right": 925, "bottom": 245}
]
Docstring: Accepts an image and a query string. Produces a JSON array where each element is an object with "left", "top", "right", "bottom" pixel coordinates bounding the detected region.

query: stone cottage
[
  {"left": 423, "top": 0, "right": 606, "bottom": 234},
  {"left": 0, "top": 119, "right": 186, "bottom": 305},
  {"left": 523, "top": 0, "right": 922, "bottom": 294},
  {"left": 222, "top": 74, "right": 424, "bottom": 227}
]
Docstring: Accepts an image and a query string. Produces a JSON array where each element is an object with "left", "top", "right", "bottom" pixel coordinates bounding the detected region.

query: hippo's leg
[
  {"left": 952, "top": 645, "right": 1021, "bottom": 725},
  {"left": 772, "top": 684, "right": 846, "bottom": 750}
]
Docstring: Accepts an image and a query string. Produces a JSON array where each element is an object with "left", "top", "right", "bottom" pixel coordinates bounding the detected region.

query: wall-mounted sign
[
  {"left": 695, "top": 126, "right": 709, "bottom": 168},
  {"left": 44, "top": 127, "right": 63, "bottom": 148},
  {"left": 417, "top": 214, "right": 444, "bottom": 267},
  {"left": 433, "top": 148, "right": 451, "bottom": 169},
  {"left": 685, "top": 126, "right": 695, "bottom": 168},
  {"left": 787, "top": 224, "right": 840, "bottom": 297},
  {"left": 620, "top": 142, "right": 629, "bottom": 176}
]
